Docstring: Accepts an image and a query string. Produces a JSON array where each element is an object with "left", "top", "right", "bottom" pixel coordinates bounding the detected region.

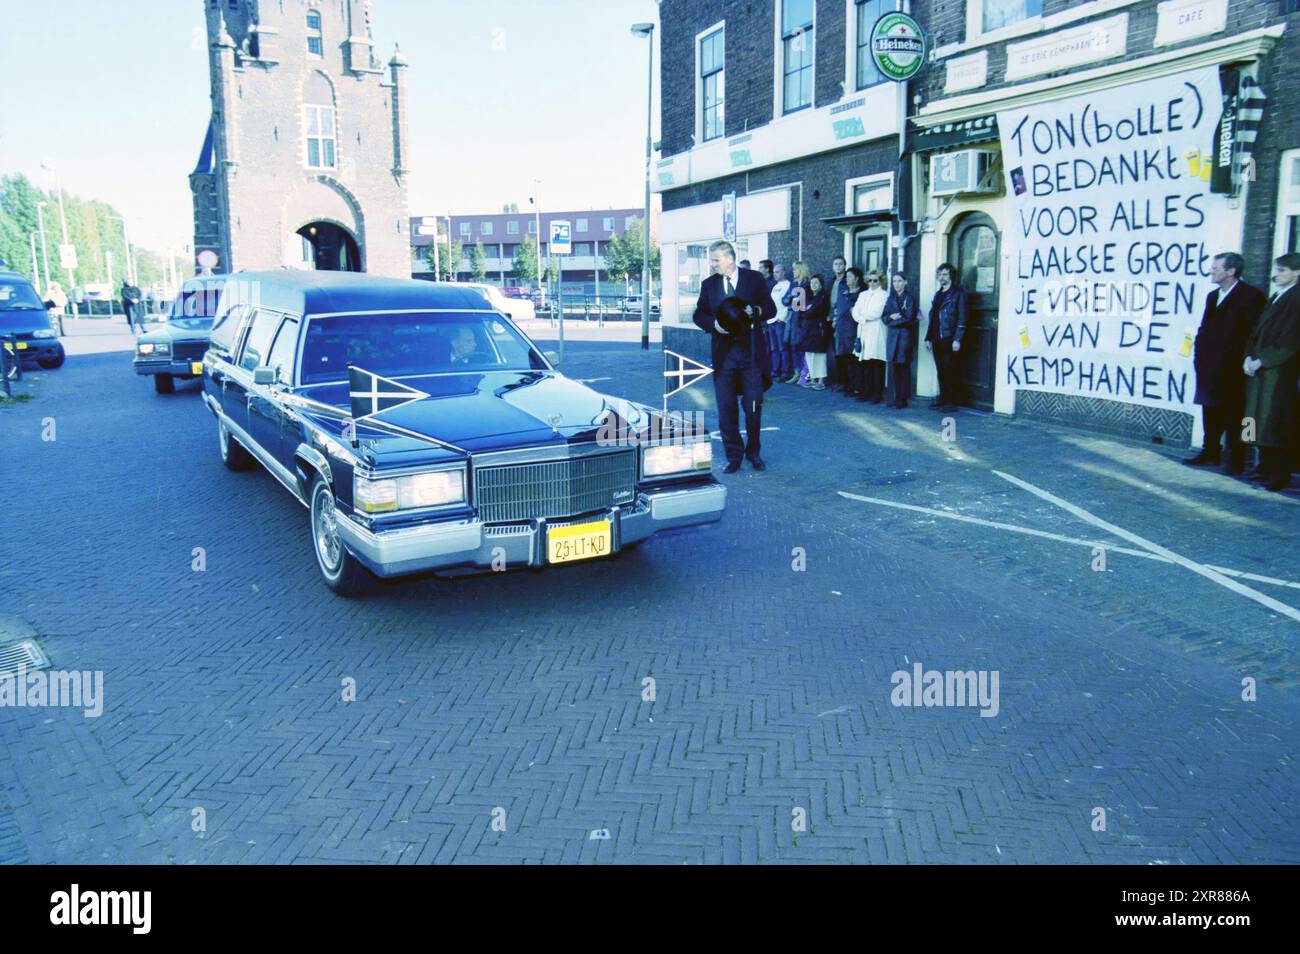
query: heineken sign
[{"left": 870, "top": 12, "right": 926, "bottom": 82}]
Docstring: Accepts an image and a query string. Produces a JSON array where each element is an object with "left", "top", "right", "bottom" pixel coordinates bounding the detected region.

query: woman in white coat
[{"left": 851, "top": 270, "right": 890, "bottom": 403}]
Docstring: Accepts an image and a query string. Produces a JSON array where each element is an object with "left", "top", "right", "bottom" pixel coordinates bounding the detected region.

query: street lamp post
[
  {"left": 631, "top": 22, "right": 655, "bottom": 351},
  {"left": 42, "top": 163, "right": 78, "bottom": 318},
  {"left": 34, "top": 201, "right": 51, "bottom": 296},
  {"left": 529, "top": 182, "right": 544, "bottom": 310}
]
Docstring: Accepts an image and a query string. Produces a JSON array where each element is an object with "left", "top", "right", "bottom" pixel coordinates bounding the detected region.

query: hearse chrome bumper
[{"left": 335, "top": 481, "right": 727, "bottom": 578}]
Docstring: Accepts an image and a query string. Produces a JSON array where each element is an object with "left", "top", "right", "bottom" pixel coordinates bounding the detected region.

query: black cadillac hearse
[{"left": 202, "top": 271, "right": 725, "bottom": 595}]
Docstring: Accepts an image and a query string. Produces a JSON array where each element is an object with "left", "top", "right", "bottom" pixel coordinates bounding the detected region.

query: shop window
[{"left": 855, "top": 0, "right": 887, "bottom": 89}]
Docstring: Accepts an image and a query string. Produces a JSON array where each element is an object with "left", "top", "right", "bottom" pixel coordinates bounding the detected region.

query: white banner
[{"left": 996, "top": 67, "right": 1231, "bottom": 413}]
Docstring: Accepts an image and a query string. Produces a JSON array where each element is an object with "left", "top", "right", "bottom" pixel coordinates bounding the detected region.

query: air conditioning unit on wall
[{"left": 929, "top": 149, "right": 999, "bottom": 197}]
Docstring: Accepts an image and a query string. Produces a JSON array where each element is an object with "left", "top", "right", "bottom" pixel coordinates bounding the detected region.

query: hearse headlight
[
  {"left": 137, "top": 341, "right": 169, "bottom": 356},
  {"left": 398, "top": 470, "right": 465, "bottom": 509},
  {"left": 642, "top": 440, "right": 712, "bottom": 478},
  {"left": 355, "top": 469, "right": 466, "bottom": 513}
]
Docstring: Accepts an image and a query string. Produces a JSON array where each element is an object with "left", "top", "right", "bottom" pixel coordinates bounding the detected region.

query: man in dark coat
[
  {"left": 925, "top": 263, "right": 967, "bottom": 411},
  {"left": 883, "top": 272, "right": 920, "bottom": 408},
  {"left": 693, "top": 240, "right": 776, "bottom": 472},
  {"left": 1241, "top": 253, "right": 1300, "bottom": 491},
  {"left": 1184, "top": 252, "right": 1267, "bottom": 473}
]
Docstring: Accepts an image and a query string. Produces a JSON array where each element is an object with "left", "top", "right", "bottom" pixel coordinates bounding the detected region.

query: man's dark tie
[{"left": 725, "top": 276, "right": 733, "bottom": 297}]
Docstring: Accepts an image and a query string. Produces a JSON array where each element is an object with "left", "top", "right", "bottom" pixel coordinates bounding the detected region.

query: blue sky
[{"left": 0, "top": 0, "right": 662, "bottom": 255}]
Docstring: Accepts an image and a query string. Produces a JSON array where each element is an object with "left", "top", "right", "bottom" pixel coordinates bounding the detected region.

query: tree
[
  {"left": 602, "top": 219, "right": 661, "bottom": 290},
  {"left": 501, "top": 202, "right": 520, "bottom": 214},
  {"left": 425, "top": 237, "right": 462, "bottom": 280},
  {"left": 513, "top": 234, "right": 539, "bottom": 284},
  {"left": 468, "top": 239, "right": 487, "bottom": 281}
]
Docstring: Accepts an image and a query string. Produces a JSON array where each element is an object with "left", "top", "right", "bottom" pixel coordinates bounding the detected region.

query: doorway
[
  {"left": 948, "top": 212, "right": 999, "bottom": 409},
  {"left": 296, "top": 222, "right": 361, "bottom": 272},
  {"left": 853, "top": 227, "right": 888, "bottom": 275}
]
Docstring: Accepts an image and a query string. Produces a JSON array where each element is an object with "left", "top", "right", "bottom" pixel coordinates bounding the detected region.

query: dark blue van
[{"left": 0, "top": 271, "right": 64, "bottom": 373}]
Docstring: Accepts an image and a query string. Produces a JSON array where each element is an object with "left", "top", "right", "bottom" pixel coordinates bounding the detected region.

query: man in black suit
[
  {"left": 1184, "top": 252, "right": 1266, "bottom": 473},
  {"left": 693, "top": 240, "right": 776, "bottom": 472}
]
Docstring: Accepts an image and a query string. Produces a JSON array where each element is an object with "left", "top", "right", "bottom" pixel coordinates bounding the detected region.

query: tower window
[
  {"left": 307, "top": 11, "right": 323, "bottom": 56},
  {"left": 304, "top": 105, "right": 336, "bottom": 168}
]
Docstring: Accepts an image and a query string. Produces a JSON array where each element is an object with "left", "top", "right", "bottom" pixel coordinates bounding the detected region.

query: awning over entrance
[
  {"left": 821, "top": 209, "right": 898, "bottom": 231},
  {"left": 909, "top": 115, "right": 999, "bottom": 153}
]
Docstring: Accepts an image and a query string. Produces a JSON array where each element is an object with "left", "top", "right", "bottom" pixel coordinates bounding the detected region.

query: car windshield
[
  {"left": 299, "top": 311, "right": 548, "bottom": 385},
  {"left": 167, "top": 285, "right": 224, "bottom": 328},
  {"left": 0, "top": 280, "right": 44, "bottom": 311}
]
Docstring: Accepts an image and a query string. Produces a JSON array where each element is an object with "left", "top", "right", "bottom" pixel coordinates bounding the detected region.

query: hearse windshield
[
  {"left": 166, "top": 284, "right": 224, "bottom": 328},
  {"left": 299, "top": 311, "right": 548, "bottom": 385}
]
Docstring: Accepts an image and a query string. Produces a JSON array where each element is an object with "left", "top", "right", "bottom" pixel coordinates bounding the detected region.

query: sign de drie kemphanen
[{"left": 996, "top": 67, "right": 1231, "bottom": 413}]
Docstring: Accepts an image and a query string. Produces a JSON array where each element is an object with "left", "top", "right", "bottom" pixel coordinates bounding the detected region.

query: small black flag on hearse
[
  {"left": 348, "top": 366, "right": 428, "bottom": 421},
  {"left": 663, "top": 349, "right": 712, "bottom": 399}
]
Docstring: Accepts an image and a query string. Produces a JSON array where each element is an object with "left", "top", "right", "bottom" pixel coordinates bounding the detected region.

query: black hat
[{"left": 716, "top": 295, "right": 750, "bottom": 334}]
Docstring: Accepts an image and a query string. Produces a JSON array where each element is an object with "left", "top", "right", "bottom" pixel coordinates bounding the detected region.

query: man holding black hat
[{"left": 692, "top": 240, "right": 775, "bottom": 472}]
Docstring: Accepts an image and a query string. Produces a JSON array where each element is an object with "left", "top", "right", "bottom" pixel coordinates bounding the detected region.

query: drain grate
[{"left": 0, "top": 639, "right": 49, "bottom": 674}]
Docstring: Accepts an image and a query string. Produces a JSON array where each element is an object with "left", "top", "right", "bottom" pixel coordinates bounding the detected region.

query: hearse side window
[
  {"left": 267, "top": 318, "right": 299, "bottom": 384},
  {"left": 209, "top": 304, "right": 250, "bottom": 354},
  {"left": 239, "top": 309, "right": 283, "bottom": 372}
]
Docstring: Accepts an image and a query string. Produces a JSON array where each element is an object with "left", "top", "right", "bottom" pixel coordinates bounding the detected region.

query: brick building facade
[
  {"left": 904, "top": 0, "right": 1298, "bottom": 439},
  {"left": 657, "top": 0, "right": 1297, "bottom": 442},
  {"left": 190, "top": 0, "right": 411, "bottom": 278},
  {"left": 656, "top": 1, "right": 908, "bottom": 331}
]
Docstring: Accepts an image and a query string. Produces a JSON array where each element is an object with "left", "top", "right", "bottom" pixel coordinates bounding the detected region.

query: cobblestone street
[{"left": 1, "top": 341, "right": 1297, "bottom": 864}]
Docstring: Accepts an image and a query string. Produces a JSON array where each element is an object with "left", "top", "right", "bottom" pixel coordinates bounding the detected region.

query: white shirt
[
  {"left": 1216, "top": 279, "right": 1238, "bottom": 307},
  {"left": 770, "top": 279, "right": 791, "bottom": 323}
]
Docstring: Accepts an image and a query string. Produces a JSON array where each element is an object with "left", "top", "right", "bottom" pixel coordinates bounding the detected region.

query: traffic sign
[
  {"left": 197, "top": 249, "right": 219, "bottom": 271},
  {"left": 59, "top": 243, "right": 77, "bottom": 270},
  {"left": 549, "top": 220, "right": 572, "bottom": 256},
  {"left": 416, "top": 225, "right": 437, "bottom": 236},
  {"left": 721, "top": 193, "right": 737, "bottom": 243}
]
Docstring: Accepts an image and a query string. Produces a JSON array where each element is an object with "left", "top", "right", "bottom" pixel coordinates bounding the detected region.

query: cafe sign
[{"left": 870, "top": 12, "right": 926, "bottom": 82}]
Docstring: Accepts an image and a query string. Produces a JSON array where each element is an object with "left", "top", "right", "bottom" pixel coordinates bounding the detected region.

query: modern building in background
[
  {"left": 656, "top": 0, "right": 1297, "bottom": 444},
  {"left": 409, "top": 208, "right": 653, "bottom": 291},
  {"left": 190, "top": 0, "right": 412, "bottom": 277}
]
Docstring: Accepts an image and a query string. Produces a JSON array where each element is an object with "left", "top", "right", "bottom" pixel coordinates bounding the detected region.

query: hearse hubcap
[{"left": 313, "top": 487, "right": 343, "bottom": 575}]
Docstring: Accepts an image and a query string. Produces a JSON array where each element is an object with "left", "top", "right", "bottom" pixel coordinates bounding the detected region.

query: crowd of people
[
  {"left": 744, "top": 254, "right": 964, "bottom": 412},
  {"left": 695, "top": 241, "right": 1300, "bottom": 490}
]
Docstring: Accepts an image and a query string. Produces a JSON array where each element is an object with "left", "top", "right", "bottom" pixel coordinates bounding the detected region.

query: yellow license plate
[
  {"left": 547, "top": 520, "right": 612, "bottom": 564},
  {"left": 191, "top": 361, "right": 204, "bottom": 375},
  {"left": 15, "top": 341, "right": 27, "bottom": 350}
]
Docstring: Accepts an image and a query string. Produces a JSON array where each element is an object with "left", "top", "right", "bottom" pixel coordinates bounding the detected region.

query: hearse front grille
[
  {"left": 172, "top": 341, "right": 208, "bottom": 362},
  {"left": 473, "top": 451, "right": 637, "bottom": 524}
]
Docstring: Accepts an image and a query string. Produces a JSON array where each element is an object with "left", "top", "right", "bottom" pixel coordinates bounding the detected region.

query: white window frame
[
  {"left": 845, "top": 0, "right": 901, "bottom": 94},
  {"left": 528, "top": 220, "right": 537, "bottom": 234},
  {"left": 967, "top": 0, "right": 1044, "bottom": 45},
  {"left": 507, "top": 220, "right": 519, "bottom": 235},
  {"left": 303, "top": 103, "right": 337, "bottom": 169},
  {"left": 459, "top": 222, "right": 472, "bottom": 237},
  {"left": 695, "top": 20, "right": 726, "bottom": 145},
  {"left": 576, "top": 217, "right": 589, "bottom": 232},
  {"left": 625, "top": 215, "right": 638, "bottom": 230},
  {"left": 306, "top": 10, "right": 324, "bottom": 58},
  {"left": 481, "top": 221, "right": 493, "bottom": 235},
  {"left": 774, "top": 0, "right": 816, "bottom": 117},
  {"left": 842, "top": 171, "right": 894, "bottom": 261},
  {"left": 1274, "top": 148, "right": 1300, "bottom": 259},
  {"left": 602, "top": 216, "right": 615, "bottom": 232}
]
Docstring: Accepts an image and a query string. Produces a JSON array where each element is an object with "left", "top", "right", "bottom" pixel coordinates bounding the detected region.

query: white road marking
[
  {"left": 992, "top": 470, "right": 1300, "bottom": 623},
  {"left": 710, "top": 427, "right": 780, "bottom": 440},
  {"left": 837, "top": 491, "right": 1162, "bottom": 562},
  {"left": 838, "top": 490, "right": 1300, "bottom": 593}
]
